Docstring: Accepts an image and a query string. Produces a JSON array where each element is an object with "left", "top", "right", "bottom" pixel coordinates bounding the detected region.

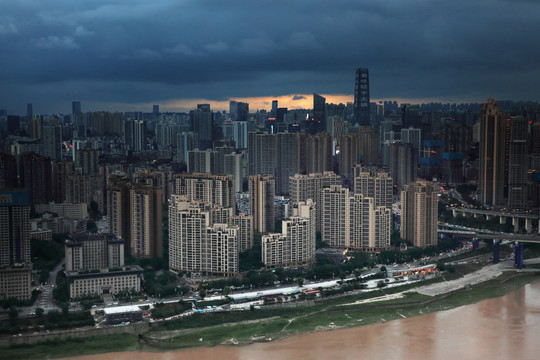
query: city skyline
[{"left": 1, "top": 1, "right": 540, "bottom": 114}]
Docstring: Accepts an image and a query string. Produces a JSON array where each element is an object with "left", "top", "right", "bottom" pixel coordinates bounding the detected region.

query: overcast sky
[{"left": 1, "top": 0, "right": 539, "bottom": 115}]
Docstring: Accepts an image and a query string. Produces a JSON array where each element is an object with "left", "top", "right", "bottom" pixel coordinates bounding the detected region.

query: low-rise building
[
  {"left": 29, "top": 228, "right": 53, "bottom": 241},
  {"left": 64, "top": 233, "right": 143, "bottom": 299},
  {"left": 0, "top": 264, "right": 33, "bottom": 301},
  {"left": 34, "top": 202, "right": 88, "bottom": 219},
  {"left": 103, "top": 304, "right": 144, "bottom": 325},
  {"left": 30, "top": 215, "right": 86, "bottom": 234},
  {"left": 66, "top": 265, "right": 143, "bottom": 300},
  {"left": 65, "top": 233, "right": 125, "bottom": 272}
]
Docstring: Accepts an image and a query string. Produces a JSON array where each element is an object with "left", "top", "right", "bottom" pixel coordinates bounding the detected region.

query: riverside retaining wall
[{"left": 0, "top": 321, "right": 150, "bottom": 347}]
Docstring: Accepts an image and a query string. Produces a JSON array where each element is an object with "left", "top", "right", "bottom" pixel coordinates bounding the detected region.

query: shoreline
[
  {"left": 2, "top": 263, "right": 537, "bottom": 359},
  {"left": 140, "top": 267, "right": 537, "bottom": 350}
]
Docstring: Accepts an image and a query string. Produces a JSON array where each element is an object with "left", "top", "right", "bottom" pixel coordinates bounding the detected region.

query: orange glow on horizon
[
  {"left": 157, "top": 94, "right": 354, "bottom": 113},
  {"left": 115, "top": 94, "right": 470, "bottom": 113}
]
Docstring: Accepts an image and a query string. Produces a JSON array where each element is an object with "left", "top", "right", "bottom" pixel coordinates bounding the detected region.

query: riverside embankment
[{"left": 1, "top": 262, "right": 538, "bottom": 359}]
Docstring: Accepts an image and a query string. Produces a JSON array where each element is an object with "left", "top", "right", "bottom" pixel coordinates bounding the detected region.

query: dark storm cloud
[{"left": 1, "top": 0, "right": 540, "bottom": 113}]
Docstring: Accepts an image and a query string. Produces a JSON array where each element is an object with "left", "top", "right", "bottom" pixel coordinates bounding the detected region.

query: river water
[{"left": 75, "top": 279, "right": 540, "bottom": 360}]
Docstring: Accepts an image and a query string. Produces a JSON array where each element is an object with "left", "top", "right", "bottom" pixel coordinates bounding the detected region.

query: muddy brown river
[{"left": 73, "top": 279, "right": 540, "bottom": 360}]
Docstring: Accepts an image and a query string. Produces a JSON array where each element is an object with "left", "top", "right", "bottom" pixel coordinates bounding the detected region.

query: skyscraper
[
  {"left": 354, "top": 67, "right": 370, "bottom": 125},
  {"left": 338, "top": 128, "right": 379, "bottom": 181},
  {"left": 133, "top": 120, "right": 147, "bottom": 152},
  {"left": 507, "top": 116, "right": 529, "bottom": 210},
  {"left": 190, "top": 106, "right": 214, "bottom": 150},
  {"left": 271, "top": 100, "right": 278, "bottom": 116},
  {"left": 233, "top": 121, "right": 248, "bottom": 149},
  {"left": 0, "top": 190, "right": 32, "bottom": 300},
  {"left": 129, "top": 184, "right": 163, "bottom": 258},
  {"left": 156, "top": 121, "right": 181, "bottom": 148},
  {"left": 401, "top": 180, "right": 438, "bottom": 247},
  {"left": 262, "top": 199, "right": 316, "bottom": 268},
  {"left": 296, "top": 132, "right": 333, "bottom": 175},
  {"left": 107, "top": 175, "right": 163, "bottom": 258},
  {"left": 401, "top": 127, "right": 422, "bottom": 160},
  {"left": 124, "top": 119, "right": 146, "bottom": 151},
  {"left": 72, "top": 101, "right": 82, "bottom": 129},
  {"left": 310, "top": 93, "right": 326, "bottom": 134},
  {"left": 237, "top": 102, "right": 249, "bottom": 122},
  {"left": 224, "top": 152, "right": 246, "bottom": 193},
  {"left": 289, "top": 171, "right": 342, "bottom": 232},
  {"left": 52, "top": 160, "right": 75, "bottom": 203},
  {"left": 29, "top": 117, "right": 42, "bottom": 139},
  {"left": 75, "top": 147, "right": 99, "bottom": 175},
  {"left": 107, "top": 175, "right": 132, "bottom": 243},
  {"left": 153, "top": 104, "right": 159, "bottom": 115},
  {"left": 168, "top": 196, "right": 239, "bottom": 276},
  {"left": 0, "top": 152, "right": 18, "bottom": 189},
  {"left": 0, "top": 191, "right": 30, "bottom": 266},
  {"left": 19, "top": 152, "right": 53, "bottom": 207},
  {"left": 248, "top": 131, "right": 276, "bottom": 176},
  {"left": 353, "top": 165, "right": 393, "bottom": 209},
  {"left": 248, "top": 131, "right": 296, "bottom": 195},
  {"left": 176, "top": 131, "right": 198, "bottom": 163},
  {"left": 275, "top": 132, "right": 297, "bottom": 195},
  {"left": 388, "top": 142, "right": 418, "bottom": 188},
  {"left": 42, "top": 124, "right": 63, "bottom": 161},
  {"left": 321, "top": 185, "right": 390, "bottom": 251},
  {"left": 479, "top": 98, "right": 507, "bottom": 206},
  {"left": 249, "top": 174, "right": 275, "bottom": 234},
  {"left": 229, "top": 101, "right": 238, "bottom": 121},
  {"left": 172, "top": 173, "right": 236, "bottom": 209}
]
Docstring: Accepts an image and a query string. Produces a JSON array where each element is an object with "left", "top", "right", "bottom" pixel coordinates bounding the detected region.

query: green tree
[
  {"left": 89, "top": 200, "right": 101, "bottom": 220},
  {"left": 35, "top": 307, "right": 44, "bottom": 317},
  {"left": 223, "top": 285, "right": 231, "bottom": 296},
  {"left": 60, "top": 302, "right": 69, "bottom": 316},
  {"left": 198, "top": 288, "right": 207, "bottom": 299},
  {"left": 86, "top": 220, "right": 98, "bottom": 233},
  {"left": 297, "top": 277, "right": 304, "bottom": 287},
  {"left": 315, "top": 231, "right": 329, "bottom": 249},
  {"left": 239, "top": 234, "right": 263, "bottom": 271}
]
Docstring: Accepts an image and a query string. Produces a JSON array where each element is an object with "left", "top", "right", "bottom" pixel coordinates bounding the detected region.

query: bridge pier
[
  {"left": 472, "top": 238, "right": 479, "bottom": 250},
  {"left": 512, "top": 217, "right": 519, "bottom": 232},
  {"left": 452, "top": 209, "right": 457, "bottom": 218},
  {"left": 486, "top": 214, "right": 494, "bottom": 221},
  {"left": 514, "top": 242, "right": 524, "bottom": 269},
  {"left": 499, "top": 216, "right": 506, "bottom": 225},
  {"left": 492, "top": 240, "right": 500, "bottom": 264},
  {"left": 525, "top": 218, "right": 532, "bottom": 233}
]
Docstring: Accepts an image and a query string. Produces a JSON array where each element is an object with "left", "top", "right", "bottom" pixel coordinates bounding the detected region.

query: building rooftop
[
  {"left": 103, "top": 304, "right": 144, "bottom": 315},
  {"left": 65, "top": 265, "right": 143, "bottom": 279}
]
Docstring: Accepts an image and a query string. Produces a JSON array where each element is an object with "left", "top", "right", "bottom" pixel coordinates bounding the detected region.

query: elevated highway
[
  {"left": 437, "top": 223, "right": 540, "bottom": 268},
  {"left": 450, "top": 207, "right": 540, "bottom": 233}
]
